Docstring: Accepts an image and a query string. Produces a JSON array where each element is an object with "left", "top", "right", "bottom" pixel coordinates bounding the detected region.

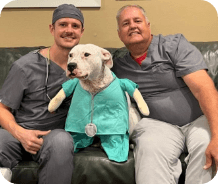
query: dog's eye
[
  {"left": 84, "top": 53, "right": 91, "bottom": 57},
  {"left": 69, "top": 53, "right": 73, "bottom": 58}
]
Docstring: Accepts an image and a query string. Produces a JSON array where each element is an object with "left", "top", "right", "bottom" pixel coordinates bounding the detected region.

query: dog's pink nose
[{"left": 68, "top": 63, "right": 77, "bottom": 72}]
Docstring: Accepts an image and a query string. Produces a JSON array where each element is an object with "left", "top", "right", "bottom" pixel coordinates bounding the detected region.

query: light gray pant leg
[
  {"left": 183, "top": 116, "right": 213, "bottom": 184},
  {"left": 131, "top": 118, "right": 185, "bottom": 184},
  {"left": 33, "top": 129, "right": 74, "bottom": 184}
]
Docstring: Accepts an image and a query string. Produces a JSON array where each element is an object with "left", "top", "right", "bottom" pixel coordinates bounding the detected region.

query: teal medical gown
[{"left": 62, "top": 73, "right": 138, "bottom": 162}]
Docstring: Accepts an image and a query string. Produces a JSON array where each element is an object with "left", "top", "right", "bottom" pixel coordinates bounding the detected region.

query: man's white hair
[{"left": 116, "top": 5, "right": 150, "bottom": 30}]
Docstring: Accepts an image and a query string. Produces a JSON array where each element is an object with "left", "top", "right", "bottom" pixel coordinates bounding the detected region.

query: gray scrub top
[
  {"left": 0, "top": 50, "right": 71, "bottom": 130},
  {"left": 112, "top": 34, "right": 208, "bottom": 126}
]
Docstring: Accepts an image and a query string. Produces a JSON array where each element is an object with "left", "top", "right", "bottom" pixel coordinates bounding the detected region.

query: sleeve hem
[
  {"left": 176, "top": 67, "right": 208, "bottom": 77},
  {"left": 0, "top": 98, "right": 19, "bottom": 109}
]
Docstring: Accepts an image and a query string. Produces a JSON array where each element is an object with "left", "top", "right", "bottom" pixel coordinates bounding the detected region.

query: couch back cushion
[{"left": 0, "top": 43, "right": 217, "bottom": 90}]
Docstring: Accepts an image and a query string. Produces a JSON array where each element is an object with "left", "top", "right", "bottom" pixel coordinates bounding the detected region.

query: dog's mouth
[
  {"left": 69, "top": 73, "right": 88, "bottom": 80},
  {"left": 77, "top": 74, "right": 88, "bottom": 80},
  {"left": 69, "top": 72, "right": 75, "bottom": 77}
]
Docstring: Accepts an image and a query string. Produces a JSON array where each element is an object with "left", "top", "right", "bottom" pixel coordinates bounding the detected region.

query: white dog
[{"left": 48, "top": 44, "right": 149, "bottom": 162}]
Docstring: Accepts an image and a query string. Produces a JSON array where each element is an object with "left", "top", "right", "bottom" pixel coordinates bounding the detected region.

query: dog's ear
[{"left": 101, "top": 48, "right": 113, "bottom": 69}]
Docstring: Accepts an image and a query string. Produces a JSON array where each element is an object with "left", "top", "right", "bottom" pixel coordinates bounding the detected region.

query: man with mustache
[
  {"left": 112, "top": 4, "right": 218, "bottom": 184},
  {"left": 0, "top": 4, "right": 84, "bottom": 184}
]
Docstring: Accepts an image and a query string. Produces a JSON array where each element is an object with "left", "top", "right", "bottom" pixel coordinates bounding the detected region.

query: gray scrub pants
[
  {"left": 131, "top": 115, "right": 214, "bottom": 184},
  {"left": 0, "top": 129, "right": 74, "bottom": 184}
]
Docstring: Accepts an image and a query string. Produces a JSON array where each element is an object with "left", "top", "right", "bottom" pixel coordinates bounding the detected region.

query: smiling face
[
  {"left": 117, "top": 7, "right": 151, "bottom": 48},
  {"left": 50, "top": 17, "right": 84, "bottom": 50}
]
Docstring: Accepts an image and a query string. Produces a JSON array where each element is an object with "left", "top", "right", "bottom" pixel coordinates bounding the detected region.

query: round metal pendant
[{"left": 85, "top": 123, "right": 97, "bottom": 137}]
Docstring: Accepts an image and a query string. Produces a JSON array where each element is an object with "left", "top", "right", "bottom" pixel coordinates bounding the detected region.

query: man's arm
[
  {"left": 183, "top": 69, "right": 218, "bottom": 170},
  {"left": 0, "top": 103, "right": 50, "bottom": 154}
]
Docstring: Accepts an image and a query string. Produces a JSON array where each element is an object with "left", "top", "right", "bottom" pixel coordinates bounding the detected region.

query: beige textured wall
[{"left": 0, "top": 0, "right": 217, "bottom": 48}]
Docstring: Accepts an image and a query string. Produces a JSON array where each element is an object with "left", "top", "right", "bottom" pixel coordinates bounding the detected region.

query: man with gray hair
[
  {"left": 113, "top": 4, "right": 218, "bottom": 184},
  {"left": 0, "top": 4, "right": 84, "bottom": 184}
]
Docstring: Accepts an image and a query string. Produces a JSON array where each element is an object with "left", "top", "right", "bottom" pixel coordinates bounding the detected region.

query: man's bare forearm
[{"left": 0, "top": 102, "right": 24, "bottom": 140}]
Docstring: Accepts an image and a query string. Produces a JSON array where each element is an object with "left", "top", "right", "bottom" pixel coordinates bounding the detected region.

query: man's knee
[
  {"left": 42, "top": 129, "right": 74, "bottom": 156},
  {"left": 35, "top": 129, "right": 74, "bottom": 166},
  {"left": 134, "top": 128, "right": 184, "bottom": 160}
]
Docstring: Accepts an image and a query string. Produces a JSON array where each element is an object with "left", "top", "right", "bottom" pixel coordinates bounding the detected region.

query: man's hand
[
  {"left": 16, "top": 128, "right": 51, "bottom": 155},
  {"left": 0, "top": 103, "right": 51, "bottom": 154},
  {"left": 204, "top": 137, "right": 218, "bottom": 171}
]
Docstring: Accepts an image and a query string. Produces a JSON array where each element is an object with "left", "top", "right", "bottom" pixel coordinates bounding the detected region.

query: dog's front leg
[
  {"left": 133, "top": 89, "right": 150, "bottom": 116},
  {"left": 48, "top": 89, "right": 66, "bottom": 113}
]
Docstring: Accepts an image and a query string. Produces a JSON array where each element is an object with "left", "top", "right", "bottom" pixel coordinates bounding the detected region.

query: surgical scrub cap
[{"left": 52, "top": 4, "right": 84, "bottom": 27}]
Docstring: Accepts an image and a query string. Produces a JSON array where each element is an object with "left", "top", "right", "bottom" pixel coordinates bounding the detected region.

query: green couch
[{"left": 0, "top": 41, "right": 217, "bottom": 184}]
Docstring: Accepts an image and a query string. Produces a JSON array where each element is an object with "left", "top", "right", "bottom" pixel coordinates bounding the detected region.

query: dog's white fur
[
  {"left": 66, "top": 44, "right": 113, "bottom": 94},
  {"left": 48, "top": 44, "right": 149, "bottom": 135}
]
